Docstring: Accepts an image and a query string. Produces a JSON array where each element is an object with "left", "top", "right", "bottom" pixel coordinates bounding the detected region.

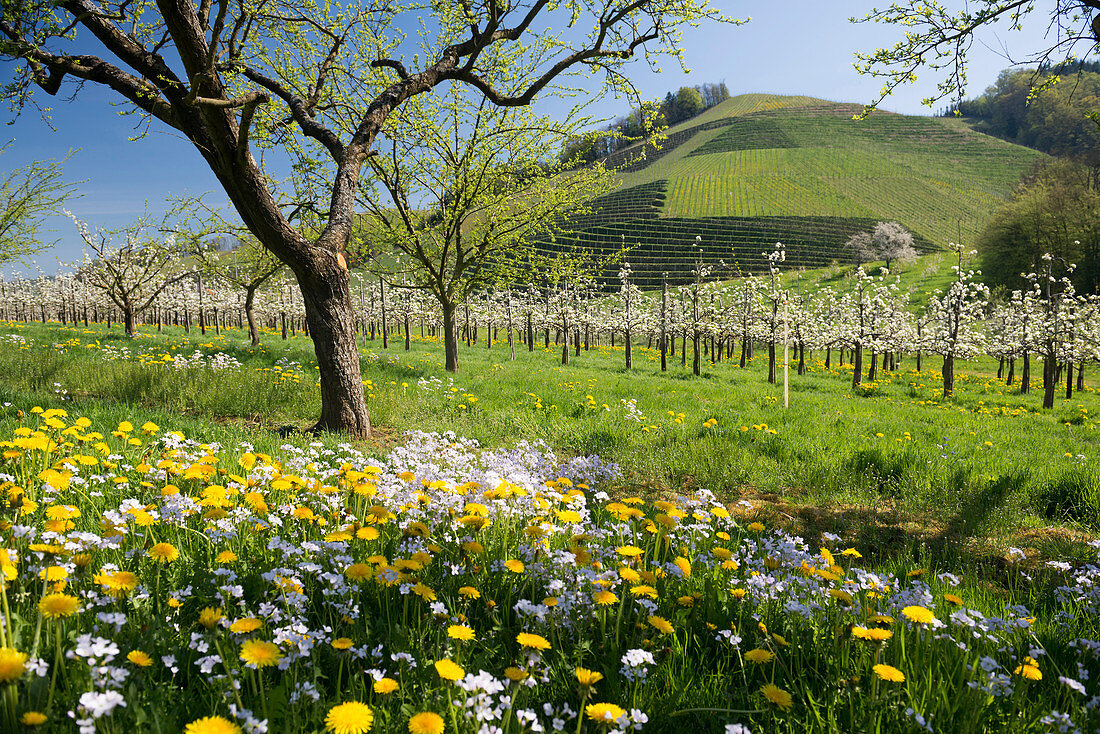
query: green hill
[{"left": 545, "top": 94, "right": 1043, "bottom": 286}]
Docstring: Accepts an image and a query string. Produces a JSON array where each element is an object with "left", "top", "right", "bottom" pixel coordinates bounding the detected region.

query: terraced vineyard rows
[
  {"left": 543, "top": 181, "right": 925, "bottom": 285},
  {"left": 539, "top": 95, "right": 1044, "bottom": 269}
]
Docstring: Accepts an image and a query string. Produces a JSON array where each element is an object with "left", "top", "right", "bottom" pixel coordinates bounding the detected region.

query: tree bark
[
  {"left": 1043, "top": 353, "right": 1056, "bottom": 409},
  {"left": 442, "top": 302, "right": 459, "bottom": 373},
  {"left": 298, "top": 266, "right": 371, "bottom": 436},
  {"left": 942, "top": 354, "right": 954, "bottom": 398},
  {"left": 245, "top": 287, "right": 260, "bottom": 346}
]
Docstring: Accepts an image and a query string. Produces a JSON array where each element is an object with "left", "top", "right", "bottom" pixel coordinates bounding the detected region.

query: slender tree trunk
[
  {"left": 1007, "top": 358, "right": 1015, "bottom": 386},
  {"left": 1043, "top": 353, "right": 1056, "bottom": 409},
  {"left": 245, "top": 287, "right": 260, "bottom": 346},
  {"left": 852, "top": 344, "right": 863, "bottom": 389},
  {"left": 997, "top": 357, "right": 1004, "bottom": 379},
  {"left": 868, "top": 351, "right": 877, "bottom": 383},
  {"left": 1077, "top": 363, "right": 1085, "bottom": 392},
  {"left": 692, "top": 329, "right": 701, "bottom": 376},
  {"left": 561, "top": 315, "right": 569, "bottom": 366},
  {"left": 1066, "top": 362, "right": 1074, "bottom": 400},
  {"left": 442, "top": 302, "right": 459, "bottom": 373},
  {"left": 767, "top": 342, "right": 776, "bottom": 384},
  {"left": 1021, "top": 351, "right": 1030, "bottom": 394},
  {"left": 943, "top": 354, "right": 954, "bottom": 398}
]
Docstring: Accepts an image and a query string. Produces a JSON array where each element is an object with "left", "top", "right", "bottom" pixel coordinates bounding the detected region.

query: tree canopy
[
  {"left": 978, "top": 157, "right": 1100, "bottom": 293},
  {"left": 0, "top": 146, "right": 77, "bottom": 265},
  {"left": 854, "top": 1, "right": 1100, "bottom": 114},
  {"left": 0, "top": 0, "right": 736, "bottom": 435},
  {"left": 946, "top": 67, "right": 1100, "bottom": 160}
]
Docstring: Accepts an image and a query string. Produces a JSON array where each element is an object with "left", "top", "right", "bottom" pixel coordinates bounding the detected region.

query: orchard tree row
[{"left": 3, "top": 238, "right": 1094, "bottom": 411}]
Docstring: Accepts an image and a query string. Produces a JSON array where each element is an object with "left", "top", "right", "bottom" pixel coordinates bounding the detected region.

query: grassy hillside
[{"left": 549, "top": 94, "right": 1043, "bottom": 286}]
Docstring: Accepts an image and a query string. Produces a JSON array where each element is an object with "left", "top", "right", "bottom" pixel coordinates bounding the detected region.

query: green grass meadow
[{"left": 0, "top": 318, "right": 1099, "bottom": 733}]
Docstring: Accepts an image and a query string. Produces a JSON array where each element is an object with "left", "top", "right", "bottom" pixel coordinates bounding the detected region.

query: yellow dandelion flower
[
  {"left": 434, "top": 659, "right": 465, "bottom": 682},
  {"left": 184, "top": 716, "right": 241, "bottom": 734},
  {"left": 1014, "top": 663, "right": 1042, "bottom": 681},
  {"left": 325, "top": 701, "right": 374, "bottom": 734},
  {"left": 407, "top": 712, "right": 444, "bottom": 734},
  {"left": 373, "top": 677, "right": 399, "bottom": 694},
  {"left": 592, "top": 590, "right": 618, "bottom": 606},
  {"left": 0, "top": 648, "right": 28, "bottom": 683},
  {"left": 331, "top": 638, "right": 354, "bottom": 650},
  {"left": 239, "top": 639, "right": 282, "bottom": 669},
  {"left": 504, "top": 559, "right": 525, "bottom": 573},
  {"left": 20, "top": 711, "right": 48, "bottom": 726},
  {"left": 760, "top": 683, "right": 793, "bottom": 711},
  {"left": 648, "top": 616, "right": 674, "bottom": 634},
  {"left": 585, "top": 703, "right": 626, "bottom": 725},
  {"left": 147, "top": 543, "right": 179, "bottom": 563},
  {"left": 504, "top": 667, "right": 528, "bottom": 682},
  {"left": 38, "top": 592, "right": 80, "bottom": 619},
  {"left": 127, "top": 650, "right": 153, "bottom": 667},
  {"left": 458, "top": 586, "right": 480, "bottom": 599},
  {"left": 901, "top": 606, "right": 936, "bottom": 625},
  {"left": 198, "top": 607, "right": 224, "bottom": 630},
  {"left": 447, "top": 625, "right": 476, "bottom": 641},
  {"left": 516, "top": 632, "right": 551, "bottom": 651},
  {"left": 575, "top": 667, "right": 604, "bottom": 687},
  {"left": 745, "top": 648, "right": 775, "bottom": 664},
  {"left": 229, "top": 618, "right": 263, "bottom": 634},
  {"left": 852, "top": 626, "right": 893, "bottom": 642},
  {"left": 873, "top": 664, "right": 905, "bottom": 682}
]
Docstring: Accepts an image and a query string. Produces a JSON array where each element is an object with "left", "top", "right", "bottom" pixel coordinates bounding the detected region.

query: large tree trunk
[
  {"left": 123, "top": 306, "right": 136, "bottom": 337},
  {"left": 298, "top": 267, "right": 371, "bottom": 436}
]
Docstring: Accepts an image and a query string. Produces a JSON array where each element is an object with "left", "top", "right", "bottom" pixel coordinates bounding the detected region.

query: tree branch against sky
[
  {"left": 0, "top": 0, "right": 738, "bottom": 436},
  {"left": 0, "top": 144, "right": 77, "bottom": 265},
  {"left": 854, "top": 0, "right": 1100, "bottom": 115}
]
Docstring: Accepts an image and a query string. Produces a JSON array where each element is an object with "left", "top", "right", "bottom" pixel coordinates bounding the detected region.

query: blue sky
[{"left": 0, "top": 0, "right": 1058, "bottom": 275}]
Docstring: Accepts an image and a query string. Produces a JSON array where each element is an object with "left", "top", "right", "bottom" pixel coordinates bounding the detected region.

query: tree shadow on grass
[{"left": 742, "top": 470, "right": 1094, "bottom": 593}]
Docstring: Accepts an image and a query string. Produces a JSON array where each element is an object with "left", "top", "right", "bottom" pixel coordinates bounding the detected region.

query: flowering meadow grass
[{"left": 0, "top": 320, "right": 1098, "bottom": 731}]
